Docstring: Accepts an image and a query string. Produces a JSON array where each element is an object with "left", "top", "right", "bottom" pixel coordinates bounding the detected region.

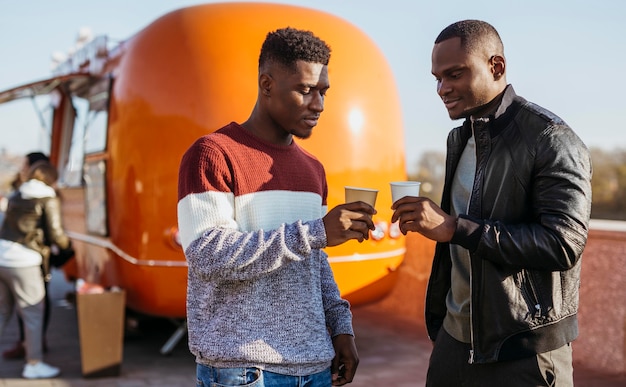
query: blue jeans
[{"left": 196, "top": 364, "right": 332, "bottom": 387}]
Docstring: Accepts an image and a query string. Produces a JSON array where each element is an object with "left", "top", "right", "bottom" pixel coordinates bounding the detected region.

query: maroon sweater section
[{"left": 178, "top": 122, "right": 328, "bottom": 203}]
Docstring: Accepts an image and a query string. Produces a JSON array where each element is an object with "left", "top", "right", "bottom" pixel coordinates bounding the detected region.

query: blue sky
[{"left": 0, "top": 0, "right": 623, "bottom": 172}]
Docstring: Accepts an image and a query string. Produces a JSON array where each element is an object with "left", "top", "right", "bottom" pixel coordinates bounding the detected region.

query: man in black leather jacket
[{"left": 391, "top": 20, "right": 592, "bottom": 386}]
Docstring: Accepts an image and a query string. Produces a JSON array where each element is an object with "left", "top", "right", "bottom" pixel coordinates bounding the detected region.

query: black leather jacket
[
  {"left": 425, "top": 85, "right": 592, "bottom": 363},
  {"left": 0, "top": 188, "right": 70, "bottom": 279}
]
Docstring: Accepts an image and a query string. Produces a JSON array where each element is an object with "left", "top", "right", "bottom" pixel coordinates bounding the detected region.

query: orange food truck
[{"left": 0, "top": 2, "right": 407, "bottom": 349}]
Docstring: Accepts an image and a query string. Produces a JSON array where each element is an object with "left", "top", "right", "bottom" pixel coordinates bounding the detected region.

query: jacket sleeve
[
  {"left": 452, "top": 124, "right": 592, "bottom": 271},
  {"left": 42, "top": 197, "right": 71, "bottom": 249}
]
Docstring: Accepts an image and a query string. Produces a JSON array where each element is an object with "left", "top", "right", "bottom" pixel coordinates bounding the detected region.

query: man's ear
[
  {"left": 259, "top": 73, "right": 272, "bottom": 96},
  {"left": 490, "top": 55, "right": 505, "bottom": 80}
]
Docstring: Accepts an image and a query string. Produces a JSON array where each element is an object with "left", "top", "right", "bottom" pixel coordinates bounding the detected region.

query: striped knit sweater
[{"left": 177, "top": 122, "right": 354, "bottom": 376}]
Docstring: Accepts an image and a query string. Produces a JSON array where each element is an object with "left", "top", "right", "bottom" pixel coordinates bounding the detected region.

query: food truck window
[
  {"left": 61, "top": 76, "right": 109, "bottom": 187},
  {"left": 59, "top": 97, "right": 87, "bottom": 187},
  {"left": 84, "top": 110, "right": 107, "bottom": 154},
  {"left": 84, "top": 79, "right": 109, "bottom": 154},
  {"left": 84, "top": 158, "right": 107, "bottom": 235},
  {"left": 66, "top": 77, "right": 110, "bottom": 235}
]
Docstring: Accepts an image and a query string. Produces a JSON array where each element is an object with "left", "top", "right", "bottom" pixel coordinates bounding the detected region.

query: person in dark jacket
[
  {"left": 0, "top": 159, "right": 71, "bottom": 379},
  {"left": 391, "top": 20, "right": 592, "bottom": 386},
  {"left": 2, "top": 152, "right": 56, "bottom": 361}
]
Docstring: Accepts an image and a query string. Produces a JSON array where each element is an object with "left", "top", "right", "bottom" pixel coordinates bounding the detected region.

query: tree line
[
  {"left": 1, "top": 147, "right": 624, "bottom": 220},
  {"left": 409, "top": 147, "right": 626, "bottom": 221}
]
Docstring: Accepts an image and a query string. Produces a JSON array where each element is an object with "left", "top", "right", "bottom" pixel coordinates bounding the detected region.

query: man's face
[
  {"left": 431, "top": 37, "right": 498, "bottom": 120},
  {"left": 266, "top": 60, "right": 329, "bottom": 140}
]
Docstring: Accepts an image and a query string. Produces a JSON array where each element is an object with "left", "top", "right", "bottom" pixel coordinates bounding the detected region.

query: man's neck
[{"left": 469, "top": 89, "right": 506, "bottom": 120}]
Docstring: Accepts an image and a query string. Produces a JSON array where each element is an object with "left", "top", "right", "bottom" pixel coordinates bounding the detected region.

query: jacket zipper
[
  {"left": 518, "top": 271, "right": 542, "bottom": 318},
  {"left": 525, "top": 271, "right": 543, "bottom": 317},
  {"left": 468, "top": 119, "right": 478, "bottom": 364},
  {"left": 468, "top": 254, "right": 475, "bottom": 364}
]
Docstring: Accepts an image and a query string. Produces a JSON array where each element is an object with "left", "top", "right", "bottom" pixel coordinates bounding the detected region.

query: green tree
[
  {"left": 408, "top": 147, "right": 626, "bottom": 221},
  {"left": 408, "top": 151, "right": 445, "bottom": 204},
  {"left": 590, "top": 147, "right": 626, "bottom": 220}
]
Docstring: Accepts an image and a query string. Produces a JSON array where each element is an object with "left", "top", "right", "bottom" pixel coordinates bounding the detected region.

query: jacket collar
[{"left": 462, "top": 84, "right": 521, "bottom": 139}]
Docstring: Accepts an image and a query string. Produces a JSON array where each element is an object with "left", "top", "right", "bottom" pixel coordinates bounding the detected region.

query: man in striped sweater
[{"left": 177, "top": 27, "right": 375, "bottom": 387}]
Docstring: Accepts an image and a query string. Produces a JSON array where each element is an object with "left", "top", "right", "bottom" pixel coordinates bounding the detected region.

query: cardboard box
[{"left": 76, "top": 290, "right": 126, "bottom": 377}]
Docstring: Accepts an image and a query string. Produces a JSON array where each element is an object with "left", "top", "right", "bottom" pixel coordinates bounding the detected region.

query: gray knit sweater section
[{"left": 185, "top": 217, "right": 354, "bottom": 376}]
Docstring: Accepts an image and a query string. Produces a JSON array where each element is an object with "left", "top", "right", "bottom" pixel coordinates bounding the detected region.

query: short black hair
[
  {"left": 26, "top": 152, "right": 50, "bottom": 167},
  {"left": 435, "top": 20, "right": 503, "bottom": 57},
  {"left": 259, "top": 27, "right": 331, "bottom": 72}
]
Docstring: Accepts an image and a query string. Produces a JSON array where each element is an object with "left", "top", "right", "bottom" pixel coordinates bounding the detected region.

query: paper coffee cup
[
  {"left": 345, "top": 186, "right": 378, "bottom": 207},
  {"left": 390, "top": 181, "right": 421, "bottom": 203}
]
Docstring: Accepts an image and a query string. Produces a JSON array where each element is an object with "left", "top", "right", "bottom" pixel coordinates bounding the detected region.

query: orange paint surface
[{"left": 6, "top": 3, "right": 407, "bottom": 318}]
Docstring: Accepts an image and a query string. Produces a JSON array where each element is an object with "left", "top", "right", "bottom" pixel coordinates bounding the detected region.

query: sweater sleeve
[
  {"left": 178, "top": 136, "right": 328, "bottom": 282},
  {"left": 183, "top": 218, "right": 327, "bottom": 282},
  {"left": 320, "top": 248, "right": 354, "bottom": 337}
]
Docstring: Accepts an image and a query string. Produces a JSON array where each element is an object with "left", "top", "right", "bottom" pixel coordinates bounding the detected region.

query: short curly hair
[{"left": 259, "top": 27, "right": 331, "bottom": 72}]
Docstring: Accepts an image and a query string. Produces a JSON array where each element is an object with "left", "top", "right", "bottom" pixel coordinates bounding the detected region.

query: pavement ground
[{"left": 1, "top": 269, "right": 625, "bottom": 386}]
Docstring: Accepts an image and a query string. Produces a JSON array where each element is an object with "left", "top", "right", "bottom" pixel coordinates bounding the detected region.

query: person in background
[
  {"left": 2, "top": 152, "right": 54, "bottom": 360},
  {"left": 0, "top": 159, "right": 71, "bottom": 379},
  {"left": 178, "top": 27, "right": 372, "bottom": 386},
  {"left": 391, "top": 20, "right": 592, "bottom": 386}
]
